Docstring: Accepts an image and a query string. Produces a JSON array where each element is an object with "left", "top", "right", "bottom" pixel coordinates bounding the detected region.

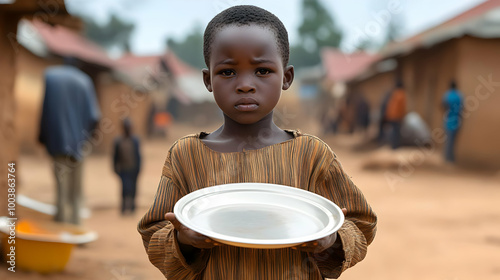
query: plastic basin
[{"left": 0, "top": 213, "right": 97, "bottom": 273}]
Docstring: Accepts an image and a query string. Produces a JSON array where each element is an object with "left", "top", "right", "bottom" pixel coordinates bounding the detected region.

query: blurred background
[{"left": 1, "top": 0, "right": 499, "bottom": 279}]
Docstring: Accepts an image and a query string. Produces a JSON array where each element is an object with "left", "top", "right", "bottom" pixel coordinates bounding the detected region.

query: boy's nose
[{"left": 236, "top": 76, "right": 256, "bottom": 94}]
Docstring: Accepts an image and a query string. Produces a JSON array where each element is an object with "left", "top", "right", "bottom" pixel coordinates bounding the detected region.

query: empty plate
[{"left": 174, "top": 183, "right": 344, "bottom": 249}]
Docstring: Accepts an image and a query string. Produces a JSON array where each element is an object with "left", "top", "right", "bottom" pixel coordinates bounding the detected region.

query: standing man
[
  {"left": 39, "top": 61, "right": 101, "bottom": 225},
  {"left": 442, "top": 80, "right": 463, "bottom": 162}
]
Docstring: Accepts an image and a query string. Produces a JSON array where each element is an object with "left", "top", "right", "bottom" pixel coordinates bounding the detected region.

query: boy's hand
[
  {"left": 165, "top": 212, "right": 220, "bottom": 249},
  {"left": 293, "top": 232, "right": 339, "bottom": 253},
  {"left": 292, "top": 208, "right": 347, "bottom": 253}
]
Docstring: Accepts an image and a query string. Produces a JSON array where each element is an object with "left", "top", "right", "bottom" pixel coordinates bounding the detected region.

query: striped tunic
[{"left": 138, "top": 131, "right": 377, "bottom": 279}]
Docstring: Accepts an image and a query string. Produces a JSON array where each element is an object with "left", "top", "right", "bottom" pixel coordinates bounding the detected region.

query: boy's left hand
[
  {"left": 292, "top": 208, "right": 347, "bottom": 253},
  {"left": 292, "top": 232, "right": 338, "bottom": 253}
]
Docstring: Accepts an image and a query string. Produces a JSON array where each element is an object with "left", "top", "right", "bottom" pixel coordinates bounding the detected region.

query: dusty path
[{"left": 2, "top": 125, "right": 500, "bottom": 280}]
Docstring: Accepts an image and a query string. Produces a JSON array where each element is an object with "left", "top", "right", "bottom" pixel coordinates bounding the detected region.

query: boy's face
[{"left": 203, "top": 25, "right": 294, "bottom": 125}]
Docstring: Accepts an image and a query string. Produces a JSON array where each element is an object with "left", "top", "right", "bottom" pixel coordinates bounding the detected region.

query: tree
[
  {"left": 166, "top": 25, "right": 205, "bottom": 69},
  {"left": 354, "top": 38, "right": 377, "bottom": 52},
  {"left": 82, "top": 14, "right": 134, "bottom": 54},
  {"left": 382, "top": 15, "right": 404, "bottom": 47},
  {"left": 290, "top": 0, "right": 342, "bottom": 68}
]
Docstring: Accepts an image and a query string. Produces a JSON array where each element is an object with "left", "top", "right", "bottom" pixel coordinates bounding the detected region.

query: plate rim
[{"left": 173, "top": 183, "right": 345, "bottom": 248}]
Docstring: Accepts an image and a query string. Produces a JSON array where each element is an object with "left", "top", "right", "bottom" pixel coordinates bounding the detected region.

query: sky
[{"left": 65, "top": 0, "right": 486, "bottom": 55}]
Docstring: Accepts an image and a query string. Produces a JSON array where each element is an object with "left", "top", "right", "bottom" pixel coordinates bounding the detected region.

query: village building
[
  {"left": 0, "top": 0, "right": 78, "bottom": 216},
  {"left": 343, "top": 0, "right": 500, "bottom": 169},
  {"left": 321, "top": 48, "right": 379, "bottom": 133},
  {"left": 13, "top": 18, "right": 218, "bottom": 154},
  {"left": 14, "top": 19, "right": 157, "bottom": 155},
  {"left": 0, "top": 1, "right": 218, "bottom": 219}
]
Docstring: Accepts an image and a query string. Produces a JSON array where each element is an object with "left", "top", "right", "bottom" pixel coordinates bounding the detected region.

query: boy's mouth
[{"left": 235, "top": 98, "right": 259, "bottom": 111}]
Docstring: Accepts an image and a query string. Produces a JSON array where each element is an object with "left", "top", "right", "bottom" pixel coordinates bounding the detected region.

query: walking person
[
  {"left": 113, "top": 118, "right": 141, "bottom": 215},
  {"left": 39, "top": 62, "right": 101, "bottom": 225}
]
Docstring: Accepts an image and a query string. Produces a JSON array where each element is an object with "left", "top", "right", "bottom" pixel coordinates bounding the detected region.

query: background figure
[
  {"left": 377, "top": 90, "right": 392, "bottom": 143},
  {"left": 442, "top": 80, "right": 463, "bottom": 162},
  {"left": 385, "top": 80, "right": 407, "bottom": 149},
  {"left": 320, "top": 105, "right": 339, "bottom": 135},
  {"left": 343, "top": 93, "right": 356, "bottom": 133},
  {"left": 39, "top": 64, "right": 101, "bottom": 225},
  {"left": 113, "top": 119, "right": 141, "bottom": 215},
  {"left": 355, "top": 93, "right": 370, "bottom": 136}
]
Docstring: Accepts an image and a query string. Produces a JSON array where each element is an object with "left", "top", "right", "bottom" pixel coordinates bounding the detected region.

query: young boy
[{"left": 138, "top": 5, "right": 377, "bottom": 279}]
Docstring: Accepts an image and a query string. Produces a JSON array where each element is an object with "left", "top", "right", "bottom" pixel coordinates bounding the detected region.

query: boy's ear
[
  {"left": 202, "top": 68, "right": 213, "bottom": 92},
  {"left": 282, "top": 65, "right": 294, "bottom": 90}
]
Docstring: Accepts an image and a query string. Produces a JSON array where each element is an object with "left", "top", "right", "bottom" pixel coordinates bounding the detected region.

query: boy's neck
[
  {"left": 202, "top": 111, "right": 293, "bottom": 153},
  {"left": 219, "top": 112, "right": 280, "bottom": 140}
]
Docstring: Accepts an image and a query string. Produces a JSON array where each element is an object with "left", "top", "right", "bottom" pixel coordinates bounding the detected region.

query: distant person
[
  {"left": 324, "top": 97, "right": 344, "bottom": 135},
  {"left": 153, "top": 111, "right": 172, "bottom": 138},
  {"left": 39, "top": 62, "right": 101, "bottom": 225},
  {"left": 377, "top": 90, "right": 392, "bottom": 143},
  {"left": 442, "top": 80, "right": 463, "bottom": 162},
  {"left": 113, "top": 119, "right": 141, "bottom": 215},
  {"left": 385, "top": 80, "right": 407, "bottom": 149},
  {"left": 355, "top": 94, "right": 370, "bottom": 136},
  {"left": 320, "top": 106, "right": 339, "bottom": 135},
  {"left": 343, "top": 93, "right": 356, "bottom": 133}
]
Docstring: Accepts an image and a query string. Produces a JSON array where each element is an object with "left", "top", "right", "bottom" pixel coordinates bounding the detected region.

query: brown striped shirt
[{"left": 138, "top": 130, "right": 377, "bottom": 279}]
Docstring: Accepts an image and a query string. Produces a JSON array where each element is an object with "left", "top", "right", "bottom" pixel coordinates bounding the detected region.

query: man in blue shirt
[
  {"left": 39, "top": 62, "right": 101, "bottom": 225},
  {"left": 442, "top": 80, "right": 463, "bottom": 162}
]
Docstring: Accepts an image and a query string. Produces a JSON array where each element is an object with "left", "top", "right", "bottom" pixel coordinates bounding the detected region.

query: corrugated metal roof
[
  {"left": 321, "top": 48, "right": 379, "bottom": 82},
  {"left": 30, "top": 19, "right": 115, "bottom": 67},
  {"left": 18, "top": 19, "right": 214, "bottom": 104},
  {"left": 161, "top": 51, "right": 197, "bottom": 77},
  {"left": 347, "top": 0, "right": 500, "bottom": 83},
  {"left": 381, "top": 0, "right": 500, "bottom": 58}
]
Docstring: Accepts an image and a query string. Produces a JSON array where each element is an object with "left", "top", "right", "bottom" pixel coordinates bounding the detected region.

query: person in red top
[{"left": 385, "top": 80, "right": 407, "bottom": 149}]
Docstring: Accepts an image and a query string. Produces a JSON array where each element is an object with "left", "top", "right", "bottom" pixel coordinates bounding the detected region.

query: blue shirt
[
  {"left": 442, "top": 89, "right": 463, "bottom": 131},
  {"left": 39, "top": 66, "right": 101, "bottom": 160}
]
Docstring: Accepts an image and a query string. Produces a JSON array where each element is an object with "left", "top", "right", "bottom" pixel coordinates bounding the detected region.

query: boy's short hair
[{"left": 203, "top": 5, "right": 289, "bottom": 68}]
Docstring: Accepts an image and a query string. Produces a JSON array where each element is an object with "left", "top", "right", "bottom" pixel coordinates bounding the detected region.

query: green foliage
[
  {"left": 290, "top": 45, "right": 320, "bottom": 68},
  {"left": 162, "top": 0, "right": 344, "bottom": 70},
  {"left": 382, "top": 15, "right": 404, "bottom": 47},
  {"left": 354, "top": 38, "right": 377, "bottom": 52},
  {"left": 291, "top": 0, "right": 342, "bottom": 68},
  {"left": 166, "top": 25, "right": 205, "bottom": 69},
  {"left": 81, "top": 14, "right": 134, "bottom": 53},
  {"left": 350, "top": 14, "right": 404, "bottom": 52}
]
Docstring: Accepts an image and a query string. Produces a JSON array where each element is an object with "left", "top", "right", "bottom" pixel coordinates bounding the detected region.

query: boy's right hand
[{"left": 165, "top": 212, "right": 219, "bottom": 249}]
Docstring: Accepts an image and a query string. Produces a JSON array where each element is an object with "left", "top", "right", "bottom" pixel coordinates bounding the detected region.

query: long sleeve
[
  {"left": 83, "top": 75, "right": 101, "bottom": 132},
  {"left": 137, "top": 158, "right": 211, "bottom": 279},
  {"left": 312, "top": 156, "right": 377, "bottom": 279},
  {"left": 138, "top": 133, "right": 376, "bottom": 279}
]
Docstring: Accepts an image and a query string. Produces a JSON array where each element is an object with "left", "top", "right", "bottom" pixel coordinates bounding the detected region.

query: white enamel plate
[{"left": 174, "top": 183, "right": 344, "bottom": 249}]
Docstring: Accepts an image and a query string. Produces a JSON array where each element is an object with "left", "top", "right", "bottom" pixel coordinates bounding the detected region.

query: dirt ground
[{"left": 2, "top": 124, "right": 500, "bottom": 280}]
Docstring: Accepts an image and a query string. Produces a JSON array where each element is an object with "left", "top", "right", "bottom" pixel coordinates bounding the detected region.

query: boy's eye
[
  {"left": 256, "top": 68, "right": 271, "bottom": 75},
  {"left": 219, "top": 69, "right": 235, "bottom": 76}
]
